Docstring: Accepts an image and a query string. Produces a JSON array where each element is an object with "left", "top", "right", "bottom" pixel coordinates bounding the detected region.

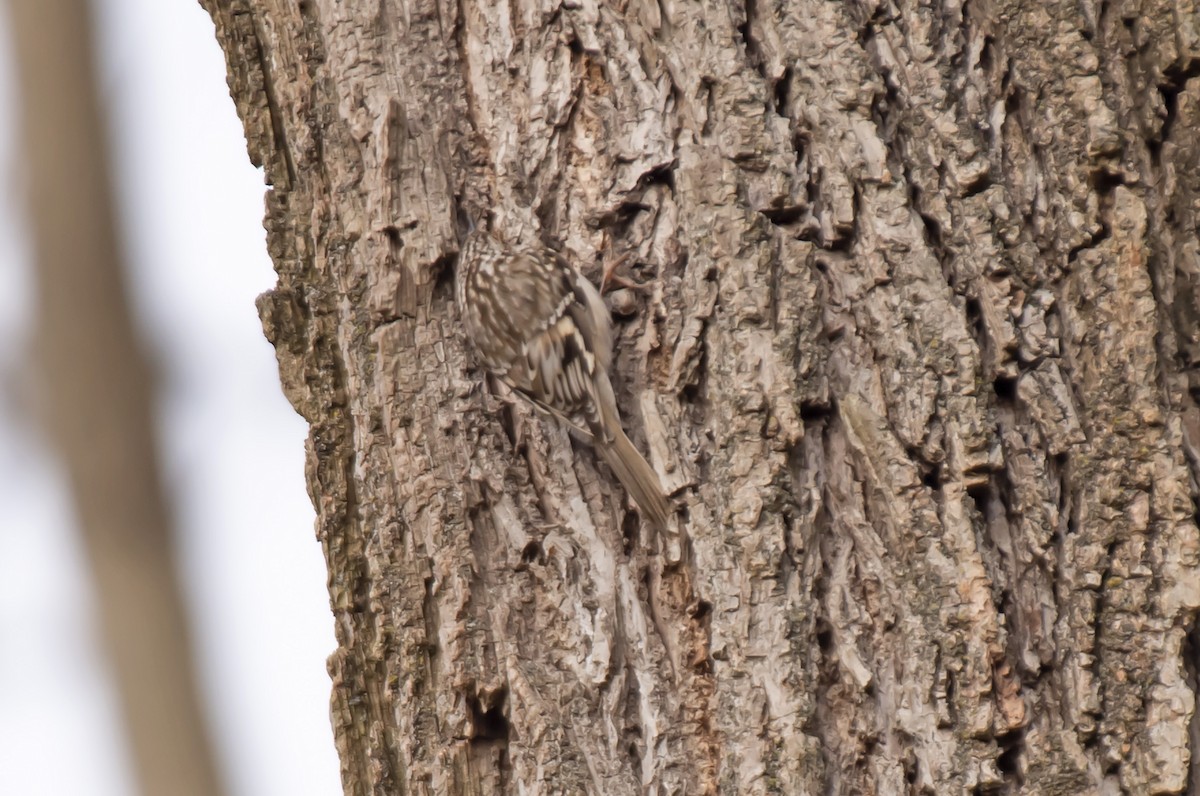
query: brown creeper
[{"left": 456, "top": 229, "right": 671, "bottom": 531}]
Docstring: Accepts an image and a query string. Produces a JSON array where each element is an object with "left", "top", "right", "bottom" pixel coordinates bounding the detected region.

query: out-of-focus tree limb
[{"left": 10, "top": 2, "right": 225, "bottom": 795}]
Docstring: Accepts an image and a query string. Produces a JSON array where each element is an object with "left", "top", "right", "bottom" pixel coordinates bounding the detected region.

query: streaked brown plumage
[{"left": 456, "top": 229, "right": 670, "bottom": 531}]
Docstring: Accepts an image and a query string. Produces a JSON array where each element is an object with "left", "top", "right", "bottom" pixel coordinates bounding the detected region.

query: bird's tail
[{"left": 597, "top": 424, "right": 671, "bottom": 532}]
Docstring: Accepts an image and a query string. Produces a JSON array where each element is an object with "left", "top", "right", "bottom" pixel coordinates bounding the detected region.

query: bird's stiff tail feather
[{"left": 597, "top": 426, "right": 671, "bottom": 532}]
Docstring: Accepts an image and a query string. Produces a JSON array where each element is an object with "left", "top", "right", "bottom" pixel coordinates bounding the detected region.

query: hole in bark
[
  {"left": 692, "top": 600, "right": 712, "bottom": 619},
  {"left": 468, "top": 689, "right": 509, "bottom": 743},
  {"left": 799, "top": 402, "right": 832, "bottom": 419},
  {"left": 992, "top": 375, "right": 1017, "bottom": 401},
  {"left": 520, "top": 540, "right": 541, "bottom": 564},
  {"left": 997, "top": 588, "right": 1014, "bottom": 622},
  {"left": 918, "top": 209, "right": 944, "bottom": 250},
  {"left": 1005, "top": 85, "right": 1022, "bottom": 118},
  {"left": 774, "top": 67, "right": 792, "bottom": 116},
  {"left": 637, "top": 162, "right": 676, "bottom": 191},
  {"left": 964, "top": 296, "right": 983, "bottom": 340},
  {"left": 1089, "top": 169, "right": 1127, "bottom": 194},
  {"left": 961, "top": 170, "right": 992, "bottom": 198},
  {"left": 921, "top": 462, "right": 942, "bottom": 490},
  {"left": 792, "top": 130, "right": 808, "bottom": 168},
  {"left": 965, "top": 479, "right": 990, "bottom": 505},
  {"left": 621, "top": 510, "right": 640, "bottom": 554},
  {"left": 815, "top": 619, "right": 834, "bottom": 652},
  {"left": 760, "top": 205, "right": 805, "bottom": 225},
  {"left": 978, "top": 35, "right": 995, "bottom": 73},
  {"left": 383, "top": 224, "right": 402, "bottom": 250},
  {"left": 995, "top": 728, "right": 1025, "bottom": 778},
  {"left": 627, "top": 741, "right": 643, "bottom": 771},
  {"left": 432, "top": 252, "right": 456, "bottom": 301}
]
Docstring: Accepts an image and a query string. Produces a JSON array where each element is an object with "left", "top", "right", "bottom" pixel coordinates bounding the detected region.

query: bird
[{"left": 455, "top": 227, "right": 671, "bottom": 531}]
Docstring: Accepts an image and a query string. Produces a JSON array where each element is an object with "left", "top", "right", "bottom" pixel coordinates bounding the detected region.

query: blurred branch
[{"left": 9, "top": 2, "right": 225, "bottom": 795}]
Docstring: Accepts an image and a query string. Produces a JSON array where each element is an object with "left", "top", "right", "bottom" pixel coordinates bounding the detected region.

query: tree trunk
[{"left": 202, "top": 0, "right": 1200, "bottom": 793}]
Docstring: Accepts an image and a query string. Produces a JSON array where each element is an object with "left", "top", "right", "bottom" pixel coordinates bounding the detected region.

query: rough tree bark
[{"left": 203, "top": 0, "right": 1200, "bottom": 793}]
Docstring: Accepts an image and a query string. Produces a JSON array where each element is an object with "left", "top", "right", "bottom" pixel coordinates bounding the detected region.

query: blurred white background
[{"left": 0, "top": 2, "right": 340, "bottom": 794}]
